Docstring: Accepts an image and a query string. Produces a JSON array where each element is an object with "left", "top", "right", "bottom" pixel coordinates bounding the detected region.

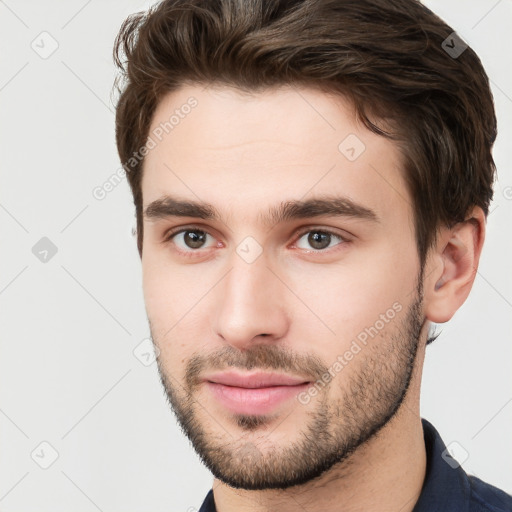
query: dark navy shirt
[{"left": 198, "top": 418, "right": 512, "bottom": 511}]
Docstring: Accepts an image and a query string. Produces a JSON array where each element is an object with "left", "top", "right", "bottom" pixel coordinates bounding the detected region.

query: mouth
[{"left": 202, "top": 371, "right": 312, "bottom": 415}]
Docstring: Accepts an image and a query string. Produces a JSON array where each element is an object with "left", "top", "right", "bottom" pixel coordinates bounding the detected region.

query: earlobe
[{"left": 424, "top": 208, "right": 486, "bottom": 324}]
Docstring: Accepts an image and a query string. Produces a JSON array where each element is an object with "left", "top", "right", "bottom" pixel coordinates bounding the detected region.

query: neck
[{"left": 212, "top": 343, "right": 427, "bottom": 512}]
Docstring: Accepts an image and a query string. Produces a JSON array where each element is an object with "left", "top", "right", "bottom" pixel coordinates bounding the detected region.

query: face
[{"left": 141, "top": 84, "right": 427, "bottom": 490}]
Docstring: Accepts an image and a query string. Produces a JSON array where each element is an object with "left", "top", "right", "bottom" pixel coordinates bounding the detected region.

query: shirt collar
[{"left": 412, "top": 418, "right": 470, "bottom": 512}]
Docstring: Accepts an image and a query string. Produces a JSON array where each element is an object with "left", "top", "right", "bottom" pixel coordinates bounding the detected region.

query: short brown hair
[{"left": 113, "top": 0, "right": 497, "bottom": 270}]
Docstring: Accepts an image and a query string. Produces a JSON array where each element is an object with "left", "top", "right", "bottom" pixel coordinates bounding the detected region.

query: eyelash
[{"left": 163, "top": 225, "right": 350, "bottom": 258}]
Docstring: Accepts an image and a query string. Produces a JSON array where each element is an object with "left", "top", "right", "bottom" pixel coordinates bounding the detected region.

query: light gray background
[{"left": 1, "top": 1, "right": 511, "bottom": 510}]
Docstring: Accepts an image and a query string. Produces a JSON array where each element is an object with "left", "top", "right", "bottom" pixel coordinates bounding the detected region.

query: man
[{"left": 113, "top": 0, "right": 511, "bottom": 510}]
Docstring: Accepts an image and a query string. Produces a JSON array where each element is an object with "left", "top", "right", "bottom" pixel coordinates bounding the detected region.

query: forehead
[{"left": 141, "top": 84, "right": 411, "bottom": 228}]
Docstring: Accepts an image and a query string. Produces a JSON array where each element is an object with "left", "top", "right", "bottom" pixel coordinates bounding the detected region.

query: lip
[
  {"left": 203, "top": 370, "right": 311, "bottom": 388},
  {"left": 203, "top": 371, "right": 311, "bottom": 416}
]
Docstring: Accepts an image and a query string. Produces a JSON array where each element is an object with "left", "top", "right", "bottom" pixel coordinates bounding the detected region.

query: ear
[{"left": 423, "top": 206, "right": 486, "bottom": 324}]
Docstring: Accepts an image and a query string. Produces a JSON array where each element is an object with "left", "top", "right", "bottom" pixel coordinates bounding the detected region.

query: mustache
[{"left": 184, "top": 343, "right": 329, "bottom": 391}]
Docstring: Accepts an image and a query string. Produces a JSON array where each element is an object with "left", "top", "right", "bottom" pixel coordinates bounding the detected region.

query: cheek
[
  {"left": 142, "top": 252, "right": 214, "bottom": 373},
  {"left": 142, "top": 259, "right": 174, "bottom": 326},
  {"left": 142, "top": 253, "right": 182, "bottom": 354},
  {"left": 283, "top": 237, "right": 418, "bottom": 355},
  {"left": 142, "top": 244, "right": 197, "bottom": 317}
]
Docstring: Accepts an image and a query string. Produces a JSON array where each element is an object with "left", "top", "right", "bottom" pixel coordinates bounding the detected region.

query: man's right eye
[{"left": 165, "top": 227, "right": 216, "bottom": 253}]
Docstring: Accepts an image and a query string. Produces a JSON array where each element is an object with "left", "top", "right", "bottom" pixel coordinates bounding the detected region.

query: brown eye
[
  {"left": 307, "top": 232, "right": 331, "bottom": 250},
  {"left": 182, "top": 230, "right": 208, "bottom": 249},
  {"left": 295, "top": 229, "right": 347, "bottom": 251},
  {"left": 166, "top": 229, "right": 213, "bottom": 251}
]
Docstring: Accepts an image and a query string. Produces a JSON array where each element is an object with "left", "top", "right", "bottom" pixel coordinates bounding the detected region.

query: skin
[{"left": 140, "top": 84, "right": 485, "bottom": 512}]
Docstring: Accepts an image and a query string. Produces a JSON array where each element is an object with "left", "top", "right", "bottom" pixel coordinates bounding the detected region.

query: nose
[{"left": 212, "top": 252, "right": 290, "bottom": 349}]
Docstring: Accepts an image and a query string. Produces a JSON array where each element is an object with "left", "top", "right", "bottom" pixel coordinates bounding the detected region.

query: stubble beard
[{"left": 153, "top": 281, "right": 425, "bottom": 490}]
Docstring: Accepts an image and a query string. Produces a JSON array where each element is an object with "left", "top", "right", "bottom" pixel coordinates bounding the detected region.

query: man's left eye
[{"left": 295, "top": 229, "right": 347, "bottom": 251}]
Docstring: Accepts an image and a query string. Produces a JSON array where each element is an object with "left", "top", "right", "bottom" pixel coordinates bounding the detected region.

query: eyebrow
[{"left": 143, "top": 194, "right": 379, "bottom": 227}]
